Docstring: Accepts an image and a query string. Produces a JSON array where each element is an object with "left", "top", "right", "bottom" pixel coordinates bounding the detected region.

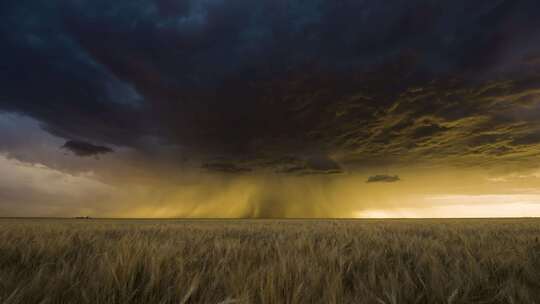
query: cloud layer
[{"left": 1, "top": 0, "right": 540, "bottom": 174}]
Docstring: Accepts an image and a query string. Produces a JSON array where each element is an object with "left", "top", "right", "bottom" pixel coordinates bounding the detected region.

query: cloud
[
  {"left": 275, "top": 155, "right": 343, "bottom": 175},
  {"left": 62, "top": 140, "right": 113, "bottom": 157},
  {"left": 0, "top": 155, "right": 116, "bottom": 217},
  {"left": 202, "top": 162, "right": 252, "bottom": 174},
  {"left": 366, "top": 175, "right": 401, "bottom": 183},
  {"left": 411, "top": 124, "right": 448, "bottom": 140},
  {"left": 511, "top": 132, "right": 540, "bottom": 146},
  {"left": 1, "top": 0, "right": 540, "bottom": 174}
]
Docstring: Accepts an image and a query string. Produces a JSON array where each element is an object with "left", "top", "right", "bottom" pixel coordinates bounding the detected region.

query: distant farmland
[{"left": 1, "top": 219, "right": 540, "bottom": 303}]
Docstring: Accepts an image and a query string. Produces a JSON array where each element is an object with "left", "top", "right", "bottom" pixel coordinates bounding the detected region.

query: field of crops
[{"left": 1, "top": 219, "right": 539, "bottom": 303}]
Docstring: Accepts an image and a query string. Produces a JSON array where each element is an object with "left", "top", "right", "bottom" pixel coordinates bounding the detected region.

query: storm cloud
[
  {"left": 62, "top": 140, "right": 113, "bottom": 157},
  {"left": 202, "top": 162, "right": 253, "bottom": 174},
  {"left": 2, "top": 0, "right": 540, "bottom": 173},
  {"left": 367, "top": 175, "right": 401, "bottom": 183}
]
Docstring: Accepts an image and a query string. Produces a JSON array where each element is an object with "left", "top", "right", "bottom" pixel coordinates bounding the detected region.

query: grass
[{"left": 1, "top": 219, "right": 540, "bottom": 303}]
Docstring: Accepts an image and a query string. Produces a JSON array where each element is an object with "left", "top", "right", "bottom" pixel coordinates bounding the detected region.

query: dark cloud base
[
  {"left": 62, "top": 140, "right": 113, "bottom": 157},
  {"left": 367, "top": 175, "right": 401, "bottom": 183},
  {"left": 202, "top": 162, "right": 252, "bottom": 174}
]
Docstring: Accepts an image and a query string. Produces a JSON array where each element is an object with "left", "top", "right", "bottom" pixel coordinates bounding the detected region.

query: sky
[{"left": 2, "top": 0, "right": 540, "bottom": 218}]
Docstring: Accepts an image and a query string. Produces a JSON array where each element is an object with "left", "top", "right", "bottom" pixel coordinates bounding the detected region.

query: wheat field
[{"left": 0, "top": 219, "right": 540, "bottom": 303}]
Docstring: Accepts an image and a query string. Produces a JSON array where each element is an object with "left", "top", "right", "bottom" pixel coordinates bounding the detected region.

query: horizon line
[{"left": 1, "top": 217, "right": 539, "bottom": 220}]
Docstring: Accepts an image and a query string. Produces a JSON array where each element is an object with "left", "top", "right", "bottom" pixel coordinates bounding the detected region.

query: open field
[{"left": 1, "top": 219, "right": 540, "bottom": 303}]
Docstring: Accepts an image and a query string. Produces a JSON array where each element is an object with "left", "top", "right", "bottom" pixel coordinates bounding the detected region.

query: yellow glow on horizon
[
  {"left": 3, "top": 150, "right": 540, "bottom": 218},
  {"left": 358, "top": 194, "right": 540, "bottom": 218}
]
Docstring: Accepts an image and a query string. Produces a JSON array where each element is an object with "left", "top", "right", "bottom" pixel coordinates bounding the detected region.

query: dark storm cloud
[
  {"left": 276, "top": 155, "right": 343, "bottom": 175},
  {"left": 62, "top": 140, "right": 113, "bottom": 157},
  {"left": 2, "top": 0, "right": 540, "bottom": 173},
  {"left": 202, "top": 162, "right": 252, "bottom": 174},
  {"left": 367, "top": 175, "right": 401, "bottom": 183}
]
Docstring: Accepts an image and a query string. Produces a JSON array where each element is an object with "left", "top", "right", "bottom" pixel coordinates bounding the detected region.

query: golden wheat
[{"left": 0, "top": 219, "right": 539, "bottom": 303}]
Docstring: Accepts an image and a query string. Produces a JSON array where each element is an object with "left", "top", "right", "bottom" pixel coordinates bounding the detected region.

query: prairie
[{"left": 1, "top": 219, "right": 540, "bottom": 303}]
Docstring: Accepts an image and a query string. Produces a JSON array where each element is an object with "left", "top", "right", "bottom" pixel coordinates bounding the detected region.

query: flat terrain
[{"left": 1, "top": 219, "right": 540, "bottom": 303}]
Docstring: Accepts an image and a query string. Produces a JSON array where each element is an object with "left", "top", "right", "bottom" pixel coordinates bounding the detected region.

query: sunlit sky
[{"left": 2, "top": 0, "right": 540, "bottom": 218}]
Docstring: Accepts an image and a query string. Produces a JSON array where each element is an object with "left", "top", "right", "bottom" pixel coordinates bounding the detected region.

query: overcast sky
[{"left": 2, "top": 0, "right": 540, "bottom": 217}]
